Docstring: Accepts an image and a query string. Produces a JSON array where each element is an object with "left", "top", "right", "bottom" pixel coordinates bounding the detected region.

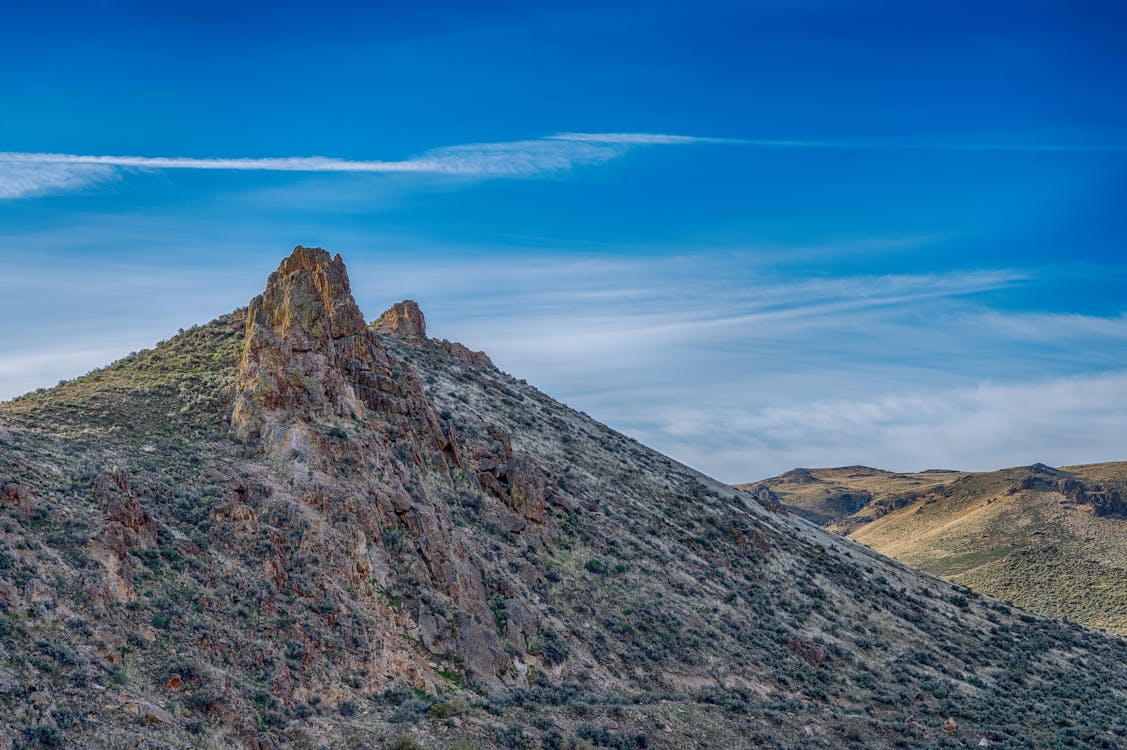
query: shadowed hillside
[{"left": 1, "top": 247, "right": 1125, "bottom": 749}]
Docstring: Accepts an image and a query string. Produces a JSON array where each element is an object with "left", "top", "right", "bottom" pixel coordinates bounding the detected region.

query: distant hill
[
  {"left": 1, "top": 247, "right": 1125, "bottom": 748},
  {"left": 742, "top": 462, "right": 1127, "bottom": 635}
]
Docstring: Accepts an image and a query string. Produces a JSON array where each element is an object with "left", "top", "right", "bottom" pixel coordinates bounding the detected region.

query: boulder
[
  {"left": 472, "top": 425, "right": 549, "bottom": 524},
  {"left": 454, "top": 616, "right": 506, "bottom": 691},
  {"left": 0, "top": 580, "right": 22, "bottom": 612}
]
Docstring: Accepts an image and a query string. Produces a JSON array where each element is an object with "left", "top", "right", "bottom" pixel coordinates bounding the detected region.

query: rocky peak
[
  {"left": 274, "top": 245, "right": 367, "bottom": 340},
  {"left": 230, "top": 246, "right": 459, "bottom": 472},
  {"left": 374, "top": 299, "right": 428, "bottom": 342},
  {"left": 227, "top": 247, "right": 533, "bottom": 689},
  {"left": 231, "top": 246, "right": 380, "bottom": 451}
]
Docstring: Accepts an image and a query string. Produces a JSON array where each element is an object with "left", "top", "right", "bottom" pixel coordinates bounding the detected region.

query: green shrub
[
  {"left": 584, "top": 558, "right": 608, "bottom": 575},
  {"left": 533, "top": 628, "right": 570, "bottom": 666},
  {"left": 429, "top": 696, "right": 467, "bottom": 719},
  {"left": 24, "top": 723, "right": 63, "bottom": 748}
]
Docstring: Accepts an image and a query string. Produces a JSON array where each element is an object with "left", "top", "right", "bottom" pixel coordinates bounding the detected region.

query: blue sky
[{"left": 2, "top": 0, "right": 1126, "bottom": 480}]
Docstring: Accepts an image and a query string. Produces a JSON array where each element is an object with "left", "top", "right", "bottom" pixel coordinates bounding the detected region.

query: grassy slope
[
  {"left": 737, "top": 467, "right": 965, "bottom": 528},
  {"left": 750, "top": 464, "right": 1127, "bottom": 635},
  {"left": 850, "top": 465, "right": 1127, "bottom": 635}
]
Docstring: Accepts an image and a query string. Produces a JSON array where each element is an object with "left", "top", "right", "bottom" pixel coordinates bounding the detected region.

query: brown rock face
[
  {"left": 87, "top": 469, "right": 157, "bottom": 603},
  {"left": 233, "top": 247, "right": 372, "bottom": 450},
  {"left": 437, "top": 339, "right": 493, "bottom": 368},
  {"left": 232, "top": 247, "right": 451, "bottom": 469},
  {"left": 373, "top": 300, "right": 428, "bottom": 343},
  {"left": 787, "top": 634, "right": 829, "bottom": 666},
  {"left": 372, "top": 298, "right": 493, "bottom": 367},
  {"left": 472, "top": 425, "right": 548, "bottom": 524},
  {"left": 229, "top": 247, "right": 524, "bottom": 690},
  {"left": 1, "top": 483, "right": 28, "bottom": 506}
]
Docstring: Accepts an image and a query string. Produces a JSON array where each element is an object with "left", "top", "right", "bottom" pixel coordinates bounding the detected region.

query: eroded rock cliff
[{"left": 228, "top": 247, "right": 552, "bottom": 693}]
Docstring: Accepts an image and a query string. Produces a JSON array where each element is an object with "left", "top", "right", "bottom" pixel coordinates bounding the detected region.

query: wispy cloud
[
  {"left": 0, "top": 133, "right": 693, "bottom": 199},
  {"left": 5, "top": 130, "right": 1124, "bottom": 199},
  {"left": 548, "top": 132, "right": 742, "bottom": 145},
  {"left": 555, "top": 132, "right": 1127, "bottom": 151},
  {"left": 0, "top": 140, "right": 619, "bottom": 175},
  {"left": 0, "top": 160, "right": 117, "bottom": 199},
  {"left": 975, "top": 311, "right": 1127, "bottom": 341}
]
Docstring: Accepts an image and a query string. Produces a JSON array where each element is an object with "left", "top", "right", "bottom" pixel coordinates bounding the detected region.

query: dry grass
[{"left": 751, "top": 463, "right": 1127, "bottom": 635}]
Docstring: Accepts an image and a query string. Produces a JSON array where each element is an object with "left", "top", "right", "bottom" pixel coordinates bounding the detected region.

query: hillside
[
  {"left": 1, "top": 247, "right": 1125, "bottom": 749},
  {"left": 739, "top": 467, "right": 967, "bottom": 530},
  {"left": 745, "top": 463, "right": 1127, "bottom": 635}
]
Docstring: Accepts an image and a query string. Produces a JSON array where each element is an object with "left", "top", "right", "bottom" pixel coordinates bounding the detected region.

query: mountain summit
[{"left": 0, "top": 247, "right": 1124, "bottom": 749}]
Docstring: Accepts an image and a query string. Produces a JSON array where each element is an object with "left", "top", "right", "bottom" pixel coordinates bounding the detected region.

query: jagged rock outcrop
[
  {"left": 228, "top": 247, "right": 533, "bottom": 691},
  {"left": 373, "top": 299, "right": 428, "bottom": 343},
  {"left": 437, "top": 339, "right": 493, "bottom": 368},
  {"left": 745, "top": 484, "right": 786, "bottom": 514},
  {"left": 87, "top": 469, "right": 157, "bottom": 603},
  {"left": 472, "top": 425, "right": 548, "bottom": 525},
  {"left": 371, "top": 299, "right": 494, "bottom": 367},
  {"left": 1056, "top": 475, "right": 1126, "bottom": 517},
  {"left": 232, "top": 247, "right": 454, "bottom": 470}
]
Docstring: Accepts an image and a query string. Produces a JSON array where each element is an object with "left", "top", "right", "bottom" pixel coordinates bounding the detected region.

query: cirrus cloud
[
  {"left": 5, "top": 131, "right": 1125, "bottom": 200},
  {"left": 0, "top": 132, "right": 715, "bottom": 200}
]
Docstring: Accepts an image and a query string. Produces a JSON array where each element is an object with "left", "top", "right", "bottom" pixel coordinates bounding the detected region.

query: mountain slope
[
  {"left": 0, "top": 247, "right": 1125, "bottom": 749},
  {"left": 739, "top": 466, "right": 966, "bottom": 529},
  {"left": 746, "top": 463, "right": 1127, "bottom": 635}
]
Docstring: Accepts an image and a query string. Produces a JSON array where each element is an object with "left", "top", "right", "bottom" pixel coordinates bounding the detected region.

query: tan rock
[
  {"left": 508, "top": 455, "right": 547, "bottom": 524},
  {"left": 93, "top": 469, "right": 158, "bottom": 547},
  {"left": 26, "top": 578, "right": 56, "bottom": 608},
  {"left": 232, "top": 247, "right": 452, "bottom": 473},
  {"left": 373, "top": 300, "right": 428, "bottom": 343},
  {"left": 454, "top": 616, "right": 507, "bottom": 691},
  {"left": 227, "top": 247, "right": 515, "bottom": 691},
  {"left": 472, "top": 425, "right": 549, "bottom": 524}
]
